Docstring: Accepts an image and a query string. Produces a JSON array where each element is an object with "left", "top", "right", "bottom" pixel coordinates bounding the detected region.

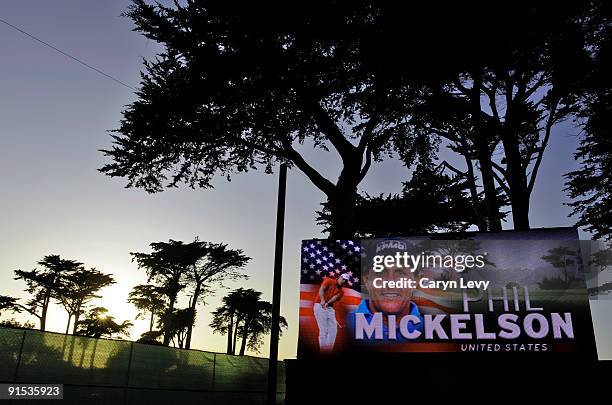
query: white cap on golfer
[{"left": 340, "top": 273, "right": 351, "bottom": 281}]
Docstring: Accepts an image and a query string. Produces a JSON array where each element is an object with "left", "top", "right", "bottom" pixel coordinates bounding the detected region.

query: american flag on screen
[
  {"left": 299, "top": 239, "right": 362, "bottom": 354},
  {"left": 300, "top": 239, "right": 361, "bottom": 291}
]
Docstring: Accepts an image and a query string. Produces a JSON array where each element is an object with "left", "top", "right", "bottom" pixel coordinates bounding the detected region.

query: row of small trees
[
  {"left": 0, "top": 238, "right": 287, "bottom": 355},
  {"left": 0, "top": 255, "right": 117, "bottom": 334},
  {"left": 127, "top": 238, "right": 286, "bottom": 353}
]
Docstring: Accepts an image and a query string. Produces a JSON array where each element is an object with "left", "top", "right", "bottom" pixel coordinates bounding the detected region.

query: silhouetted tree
[
  {"left": 13, "top": 255, "right": 82, "bottom": 330},
  {"left": 210, "top": 288, "right": 287, "bottom": 355},
  {"left": 132, "top": 238, "right": 249, "bottom": 347},
  {"left": 238, "top": 300, "right": 287, "bottom": 355},
  {"left": 128, "top": 284, "right": 166, "bottom": 333},
  {"left": 0, "top": 319, "right": 35, "bottom": 330},
  {"left": 137, "top": 330, "right": 164, "bottom": 345},
  {"left": 100, "top": 0, "right": 425, "bottom": 238},
  {"left": 210, "top": 289, "right": 243, "bottom": 354},
  {"left": 131, "top": 240, "right": 190, "bottom": 345},
  {"left": 181, "top": 239, "right": 249, "bottom": 349},
  {"left": 76, "top": 307, "right": 133, "bottom": 339},
  {"left": 163, "top": 308, "right": 193, "bottom": 349},
  {"left": 0, "top": 296, "right": 20, "bottom": 317},
  {"left": 374, "top": 3, "right": 593, "bottom": 231},
  {"left": 566, "top": 2, "right": 612, "bottom": 239},
  {"left": 317, "top": 160, "right": 484, "bottom": 237},
  {"left": 210, "top": 289, "right": 251, "bottom": 355},
  {"left": 567, "top": 92, "right": 612, "bottom": 239},
  {"left": 54, "top": 268, "right": 115, "bottom": 335}
]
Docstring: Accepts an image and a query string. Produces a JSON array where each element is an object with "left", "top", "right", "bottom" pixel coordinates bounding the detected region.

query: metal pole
[{"left": 266, "top": 163, "right": 287, "bottom": 405}]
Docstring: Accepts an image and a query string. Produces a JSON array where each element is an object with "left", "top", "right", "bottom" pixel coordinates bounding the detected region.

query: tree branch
[
  {"left": 482, "top": 82, "right": 500, "bottom": 121},
  {"left": 15, "top": 303, "right": 42, "bottom": 320},
  {"left": 357, "top": 147, "right": 372, "bottom": 183},
  {"left": 527, "top": 97, "right": 559, "bottom": 195},
  {"left": 429, "top": 127, "right": 461, "bottom": 143},
  {"left": 490, "top": 167, "right": 510, "bottom": 195},
  {"left": 295, "top": 84, "right": 356, "bottom": 160},
  {"left": 490, "top": 160, "right": 508, "bottom": 179},
  {"left": 453, "top": 77, "right": 471, "bottom": 96},
  {"left": 285, "top": 145, "right": 336, "bottom": 196},
  {"left": 524, "top": 73, "right": 547, "bottom": 100},
  {"left": 357, "top": 118, "right": 379, "bottom": 153},
  {"left": 233, "top": 136, "right": 289, "bottom": 160},
  {"left": 440, "top": 160, "right": 466, "bottom": 177}
]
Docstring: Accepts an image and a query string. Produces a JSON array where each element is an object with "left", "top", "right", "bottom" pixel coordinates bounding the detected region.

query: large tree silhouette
[
  {"left": 367, "top": 3, "right": 593, "bottom": 231},
  {"left": 131, "top": 240, "right": 189, "bottom": 346},
  {"left": 100, "top": 0, "right": 427, "bottom": 238},
  {"left": 566, "top": 2, "right": 612, "bottom": 239},
  {"left": 181, "top": 240, "right": 249, "bottom": 349},
  {"left": 12, "top": 255, "right": 82, "bottom": 331}
]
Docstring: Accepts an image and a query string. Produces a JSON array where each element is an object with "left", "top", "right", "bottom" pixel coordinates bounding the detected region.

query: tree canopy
[
  {"left": 54, "top": 268, "right": 115, "bottom": 335},
  {"left": 128, "top": 284, "right": 166, "bottom": 333},
  {"left": 566, "top": 1, "right": 612, "bottom": 239},
  {"left": 76, "top": 307, "right": 133, "bottom": 339},
  {"left": 100, "top": 0, "right": 438, "bottom": 238},
  {"left": 13, "top": 255, "right": 83, "bottom": 330},
  {"left": 210, "top": 288, "right": 287, "bottom": 355}
]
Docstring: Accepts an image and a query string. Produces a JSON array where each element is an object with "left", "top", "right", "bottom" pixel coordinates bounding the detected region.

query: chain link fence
[{"left": 0, "top": 327, "right": 285, "bottom": 404}]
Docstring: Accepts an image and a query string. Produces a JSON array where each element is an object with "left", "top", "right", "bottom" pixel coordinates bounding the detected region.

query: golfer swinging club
[{"left": 313, "top": 272, "right": 350, "bottom": 353}]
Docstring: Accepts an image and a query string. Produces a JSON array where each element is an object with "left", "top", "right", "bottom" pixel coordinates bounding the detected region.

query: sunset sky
[{"left": 0, "top": 1, "right": 610, "bottom": 359}]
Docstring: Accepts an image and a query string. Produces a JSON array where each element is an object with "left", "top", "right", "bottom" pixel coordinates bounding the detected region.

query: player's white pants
[{"left": 313, "top": 303, "right": 337, "bottom": 353}]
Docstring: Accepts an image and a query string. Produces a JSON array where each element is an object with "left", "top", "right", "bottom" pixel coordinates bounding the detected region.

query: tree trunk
[
  {"left": 185, "top": 283, "right": 201, "bottom": 350},
  {"left": 502, "top": 131, "right": 531, "bottom": 231},
  {"left": 232, "top": 319, "right": 241, "bottom": 355},
  {"left": 327, "top": 186, "right": 359, "bottom": 239},
  {"left": 226, "top": 314, "right": 234, "bottom": 354},
  {"left": 509, "top": 188, "right": 530, "bottom": 231},
  {"left": 72, "top": 313, "right": 80, "bottom": 335},
  {"left": 476, "top": 145, "right": 503, "bottom": 232},
  {"left": 238, "top": 318, "right": 251, "bottom": 356},
  {"left": 65, "top": 313, "right": 72, "bottom": 335},
  {"left": 162, "top": 294, "right": 177, "bottom": 346},
  {"left": 149, "top": 310, "right": 154, "bottom": 333},
  {"left": 470, "top": 70, "right": 502, "bottom": 232},
  {"left": 501, "top": 91, "right": 530, "bottom": 231},
  {"left": 462, "top": 155, "right": 488, "bottom": 231},
  {"left": 40, "top": 296, "right": 49, "bottom": 331}
]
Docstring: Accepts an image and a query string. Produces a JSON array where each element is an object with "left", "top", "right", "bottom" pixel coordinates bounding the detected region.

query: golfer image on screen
[
  {"left": 313, "top": 272, "right": 350, "bottom": 353},
  {"left": 353, "top": 239, "right": 424, "bottom": 342}
]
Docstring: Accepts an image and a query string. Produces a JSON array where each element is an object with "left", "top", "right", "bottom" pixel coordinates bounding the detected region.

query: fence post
[
  {"left": 13, "top": 330, "right": 27, "bottom": 383},
  {"left": 212, "top": 353, "right": 216, "bottom": 391},
  {"left": 123, "top": 341, "right": 134, "bottom": 405}
]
